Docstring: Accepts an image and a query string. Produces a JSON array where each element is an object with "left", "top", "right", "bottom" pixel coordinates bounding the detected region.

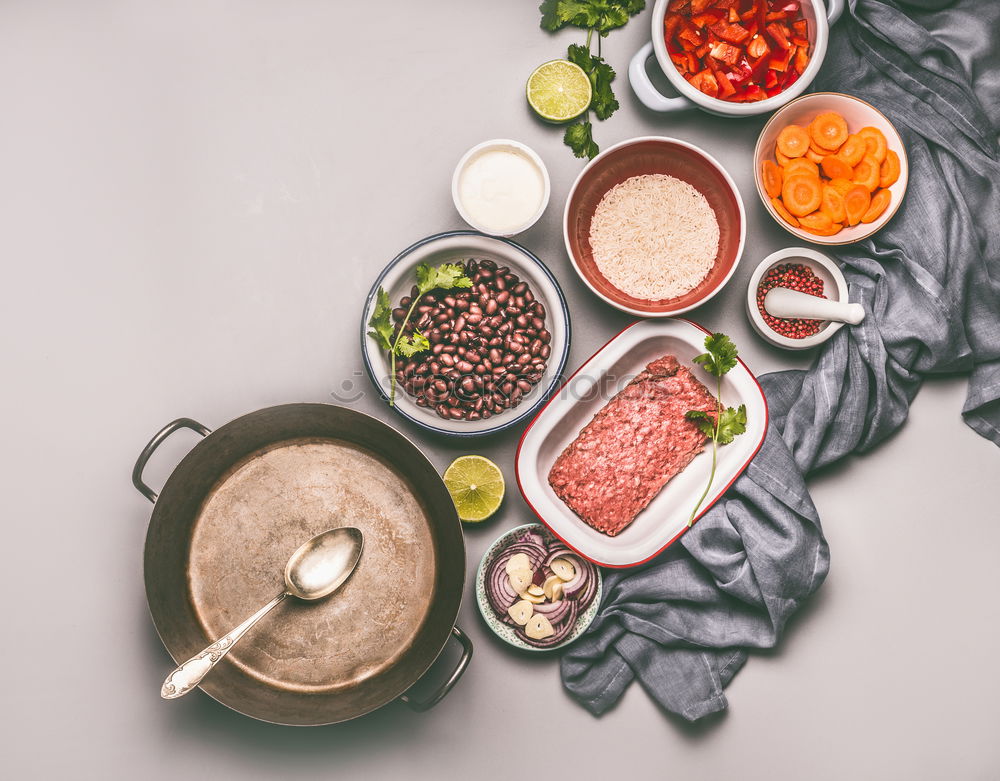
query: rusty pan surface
[{"left": 136, "top": 404, "right": 468, "bottom": 725}]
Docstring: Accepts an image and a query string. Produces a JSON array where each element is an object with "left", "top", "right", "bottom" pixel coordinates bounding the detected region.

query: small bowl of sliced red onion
[{"left": 476, "top": 523, "right": 602, "bottom": 651}]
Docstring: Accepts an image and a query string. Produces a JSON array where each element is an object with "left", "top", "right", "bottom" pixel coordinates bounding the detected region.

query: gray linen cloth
[{"left": 561, "top": 0, "right": 1000, "bottom": 719}]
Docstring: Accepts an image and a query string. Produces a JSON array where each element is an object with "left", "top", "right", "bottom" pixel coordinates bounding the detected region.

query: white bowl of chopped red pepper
[
  {"left": 746, "top": 246, "right": 850, "bottom": 349},
  {"left": 629, "top": 0, "right": 843, "bottom": 116}
]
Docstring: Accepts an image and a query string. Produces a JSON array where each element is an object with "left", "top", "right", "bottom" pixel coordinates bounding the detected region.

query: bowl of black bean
[{"left": 361, "top": 230, "right": 571, "bottom": 436}]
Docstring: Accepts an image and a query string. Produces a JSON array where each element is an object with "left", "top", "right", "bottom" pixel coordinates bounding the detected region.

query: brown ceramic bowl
[{"left": 563, "top": 136, "right": 746, "bottom": 317}]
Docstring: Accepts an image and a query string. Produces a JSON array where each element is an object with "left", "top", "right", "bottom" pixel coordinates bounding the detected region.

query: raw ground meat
[{"left": 547, "top": 355, "right": 716, "bottom": 536}]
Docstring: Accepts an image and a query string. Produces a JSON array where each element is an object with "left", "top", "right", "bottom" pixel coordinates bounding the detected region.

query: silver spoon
[{"left": 160, "top": 526, "right": 364, "bottom": 700}]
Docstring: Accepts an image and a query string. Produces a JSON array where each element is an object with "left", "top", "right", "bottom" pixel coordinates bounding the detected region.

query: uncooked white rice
[{"left": 589, "top": 174, "right": 720, "bottom": 300}]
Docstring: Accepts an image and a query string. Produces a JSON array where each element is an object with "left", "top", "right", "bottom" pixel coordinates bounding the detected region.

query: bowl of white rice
[{"left": 563, "top": 136, "right": 745, "bottom": 317}]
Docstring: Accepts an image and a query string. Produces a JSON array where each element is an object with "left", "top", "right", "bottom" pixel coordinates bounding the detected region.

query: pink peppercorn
[{"left": 756, "top": 263, "right": 826, "bottom": 339}]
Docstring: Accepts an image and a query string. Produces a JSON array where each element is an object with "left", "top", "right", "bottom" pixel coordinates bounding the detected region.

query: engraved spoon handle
[{"left": 160, "top": 592, "right": 287, "bottom": 699}]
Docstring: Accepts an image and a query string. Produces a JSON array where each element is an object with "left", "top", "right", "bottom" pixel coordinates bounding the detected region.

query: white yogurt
[{"left": 454, "top": 142, "right": 549, "bottom": 236}]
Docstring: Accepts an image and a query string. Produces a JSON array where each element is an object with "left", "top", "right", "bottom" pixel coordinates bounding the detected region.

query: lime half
[
  {"left": 526, "top": 59, "right": 592, "bottom": 123},
  {"left": 444, "top": 455, "right": 505, "bottom": 523}
]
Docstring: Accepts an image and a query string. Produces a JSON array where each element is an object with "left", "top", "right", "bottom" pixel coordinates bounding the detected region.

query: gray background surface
[{"left": 2, "top": 1, "right": 998, "bottom": 778}]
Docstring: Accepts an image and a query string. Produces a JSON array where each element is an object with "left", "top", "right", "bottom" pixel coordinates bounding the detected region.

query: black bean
[
  {"left": 495, "top": 277, "right": 507, "bottom": 291},
  {"left": 540, "top": 344, "right": 551, "bottom": 359},
  {"left": 485, "top": 299, "right": 498, "bottom": 315},
  {"left": 539, "top": 329, "right": 551, "bottom": 344},
  {"left": 531, "top": 316, "right": 544, "bottom": 330},
  {"left": 516, "top": 314, "right": 529, "bottom": 329},
  {"left": 513, "top": 282, "right": 528, "bottom": 296},
  {"left": 422, "top": 294, "right": 437, "bottom": 305},
  {"left": 392, "top": 307, "right": 407, "bottom": 322},
  {"left": 467, "top": 411, "right": 481, "bottom": 420},
  {"left": 456, "top": 360, "right": 474, "bottom": 373},
  {"left": 524, "top": 291, "right": 535, "bottom": 304},
  {"left": 440, "top": 353, "right": 454, "bottom": 367},
  {"left": 466, "top": 313, "right": 482, "bottom": 325},
  {"left": 496, "top": 290, "right": 510, "bottom": 305},
  {"left": 400, "top": 296, "right": 412, "bottom": 308}
]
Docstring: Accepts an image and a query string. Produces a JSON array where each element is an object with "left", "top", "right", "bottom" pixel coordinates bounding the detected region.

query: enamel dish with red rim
[{"left": 515, "top": 319, "right": 768, "bottom": 568}]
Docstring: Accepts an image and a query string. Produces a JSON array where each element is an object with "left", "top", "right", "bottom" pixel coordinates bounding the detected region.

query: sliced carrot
[
  {"left": 761, "top": 160, "right": 783, "bottom": 199},
  {"left": 775, "top": 147, "right": 792, "bottom": 166},
  {"left": 844, "top": 185, "right": 871, "bottom": 227},
  {"left": 806, "top": 148, "right": 826, "bottom": 165},
  {"left": 838, "top": 134, "right": 866, "bottom": 166},
  {"left": 857, "top": 126, "right": 888, "bottom": 164},
  {"left": 820, "top": 155, "right": 855, "bottom": 180},
  {"left": 809, "top": 138, "right": 827, "bottom": 156},
  {"left": 879, "top": 149, "right": 901, "bottom": 188},
  {"left": 784, "top": 157, "right": 818, "bottom": 178},
  {"left": 799, "top": 212, "right": 833, "bottom": 232},
  {"left": 853, "top": 154, "right": 881, "bottom": 192},
  {"left": 777, "top": 124, "right": 810, "bottom": 158},
  {"left": 861, "top": 188, "right": 892, "bottom": 223},
  {"left": 809, "top": 112, "right": 849, "bottom": 150},
  {"left": 771, "top": 196, "right": 800, "bottom": 228},
  {"left": 820, "top": 185, "right": 847, "bottom": 224},
  {"left": 829, "top": 177, "right": 854, "bottom": 196},
  {"left": 800, "top": 221, "right": 844, "bottom": 237},
  {"left": 782, "top": 174, "right": 823, "bottom": 217}
]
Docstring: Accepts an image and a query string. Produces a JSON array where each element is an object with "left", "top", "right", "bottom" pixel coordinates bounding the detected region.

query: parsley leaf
[
  {"left": 684, "top": 409, "right": 716, "bottom": 439},
  {"left": 540, "top": 0, "right": 645, "bottom": 35},
  {"left": 686, "top": 333, "right": 748, "bottom": 525},
  {"left": 366, "top": 288, "right": 395, "bottom": 352},
  {"left": 415, "top": 262, "right": 472, "bottom": 295},
  {"left": 396, "top": 330, "right": 431, "bottom": 358},
  {"left": 716, "top": 405, "right": 747, "bottom": 446},
  {"left": 567, "top": 44, "right": 619, "bottom": 121},
  {"left": 564, "top": 120, "right": 599, "bottom": 159},
  {"left": 692, "top": 332, "right": 739, "bottom": 378}
]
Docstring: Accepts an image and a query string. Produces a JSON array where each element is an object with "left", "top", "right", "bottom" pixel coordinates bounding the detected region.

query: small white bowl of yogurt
[{"left": 452, "top": 139, "right": 551, "bottom": 237}]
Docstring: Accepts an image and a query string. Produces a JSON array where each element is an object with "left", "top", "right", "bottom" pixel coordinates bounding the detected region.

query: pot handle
[
  {"left": 399, "top": 625, "right": 473, "bottom": 712},
  {"left": 132, "top": 418, "right": 211, "bottom": 503},
  {"left": 825, "top": 0, "right": 844, "bottom": 26},
  {"left": 628, "top": 42, "right": 694, "bottom": 113}
]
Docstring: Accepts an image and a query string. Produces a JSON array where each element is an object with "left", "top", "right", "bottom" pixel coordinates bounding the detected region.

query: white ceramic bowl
[
  {"left": 451, "top": 139, "right": 551, "bottom": 237},
  {"left": 361, "top": 231, "right": 570, "bottom": 437},
  {"left": 754, "top": 92, "right": 909, "bottom": 244},
  {"left": 630, "top": 0, "right": 844, "bottom": 116},
  {"left": 516, "top": 319, "right": 768, "bottom": 568},
  {"left": 746, "top": 246, "right": 849, "bottom": 349},
  {"left": 475, "top": 523, "right": 603, "bottom": 652}
]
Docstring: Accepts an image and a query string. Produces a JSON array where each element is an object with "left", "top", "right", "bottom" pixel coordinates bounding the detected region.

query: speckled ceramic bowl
[{"left": 475, "top": 523, "right": 602, "bottom": 652}]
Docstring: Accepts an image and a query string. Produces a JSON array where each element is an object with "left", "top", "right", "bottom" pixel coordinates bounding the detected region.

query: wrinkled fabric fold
[{"left": 561, "top": 0, "right": 1000, "bottom": 719}]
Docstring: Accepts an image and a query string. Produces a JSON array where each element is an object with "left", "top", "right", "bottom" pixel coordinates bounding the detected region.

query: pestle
[{"left": 763, "top": 287, "right": 865, "bottom": 325}]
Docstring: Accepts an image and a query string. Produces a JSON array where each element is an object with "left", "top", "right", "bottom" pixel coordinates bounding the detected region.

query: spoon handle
[{"left": 161, "top": 592, "right": 287, "bottom": 700}]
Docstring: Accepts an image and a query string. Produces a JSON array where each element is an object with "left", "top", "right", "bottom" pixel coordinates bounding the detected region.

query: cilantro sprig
[
  {"left": 367, "top": 262, "right": 472, "bottom": 406},
  {"left": 539, "top": 1, "right": 645, "bottom": 160},
  {"left": 685, "top": 333, "right": 748, "bottom": 526}
]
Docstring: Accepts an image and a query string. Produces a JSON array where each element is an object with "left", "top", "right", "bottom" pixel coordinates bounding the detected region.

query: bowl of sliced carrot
[{"left": 754, "top": 92, "right": 908, "bottom": 244}]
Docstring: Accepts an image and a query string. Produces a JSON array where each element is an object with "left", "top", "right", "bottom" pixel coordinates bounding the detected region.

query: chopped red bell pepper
[
  {"left": 792, "top": 19, "right": 808, "bottom": 36},
  {"left": 765, "top": 69, "right": 779, "bottom": 89},
  {"left": 690, "top": 69, "right": 720, "bottom": 97},
  {"left": 794, "top": 46, "right": 810, "bottom": 73},
  {"left": 746, "top": 34, "right": 770, "bottom": 59},
  {"left": 766, "top": 11, "right": 789, "bottom": 21},
  {"left": 678, "top": 24, "right": 704, "bottom": 47},
  {"left": 690, "top": 0, "right": 714, "bottom": 12},
  {"left": 668, "top": 0, "right": 692, "bottom": 10},
  {"left": 709, "top": 21, "right": 751, "bottom": 44},
  {"left": 728, "top": 7, "right": 740, "bottom": 22},
  {"left": 769, "top": 45, "right": 794, "bottom": 72},
  {"left": 708, "top": 41, "right": 742, "bottom": 65},
  {"left": 766, "top": 22, "right": 792, "bottom": 49},
  {"left": 664, "top": 13, "right": 683, "bottom": 41},
  {"left": 691, "top": 11, "right": 724, "bottom": 27},
  {"left": 744, "top": 84, "right": 768, "bottom": 101}
]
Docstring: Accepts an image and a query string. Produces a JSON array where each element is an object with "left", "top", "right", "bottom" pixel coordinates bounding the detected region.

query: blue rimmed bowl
[
  {"left": 361, "top": 231, "right": 571, "bottom": 437},
  {"left": 476, "top": 523, "right": 603, "bottom": 652}
]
